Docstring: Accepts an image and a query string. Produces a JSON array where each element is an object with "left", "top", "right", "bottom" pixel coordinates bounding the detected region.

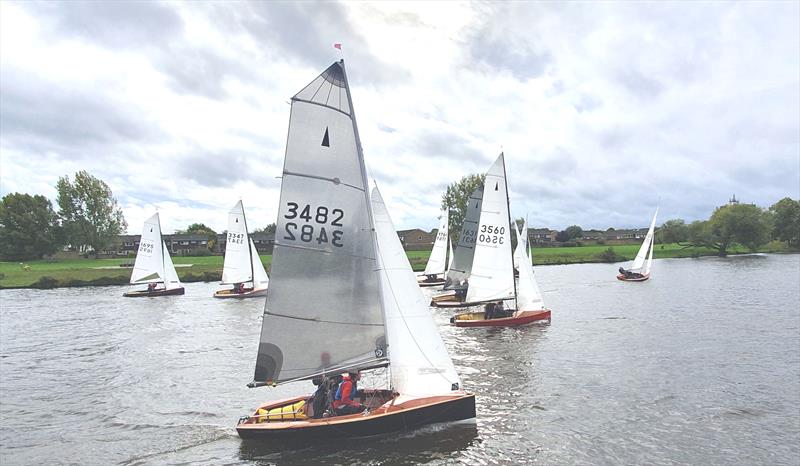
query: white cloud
[{"left": 1, "top": 1, "right": 797, "bottom": 235}]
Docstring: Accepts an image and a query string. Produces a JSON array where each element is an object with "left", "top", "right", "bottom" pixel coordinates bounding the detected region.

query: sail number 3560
[
  {"left": 478, "top": 225, "right": 505, "bottom": 244},
  {"left": 284, "top": 202, "right": 344, "bottom": 247}
]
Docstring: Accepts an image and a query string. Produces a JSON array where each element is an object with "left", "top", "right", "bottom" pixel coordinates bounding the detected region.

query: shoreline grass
[{"left": 0, "top": 242, "right": 794, "bottom": 290}]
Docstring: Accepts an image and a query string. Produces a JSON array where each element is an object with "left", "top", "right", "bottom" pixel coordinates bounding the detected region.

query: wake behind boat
[
  {"left": 214, "top": 200, "right": 269, "bottom": 299},
  {"left": 617, "top": 207, "right": 658, "bottom": 282},
  {"left": 236, "top": 60, "right": 475, "bottom": 442},
  {"left": 123, "top": 213, "right": 184, "bottom": 297}
]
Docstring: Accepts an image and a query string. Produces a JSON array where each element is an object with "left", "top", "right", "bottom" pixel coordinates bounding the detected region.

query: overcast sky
[{"left": 1, "top": 1, "right": 798, "bottom": 234}]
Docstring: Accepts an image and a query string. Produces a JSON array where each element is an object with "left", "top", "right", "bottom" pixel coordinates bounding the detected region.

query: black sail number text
[
  {"left": 284, "top": 202, "right": 344, "bottom": 247},
  {"left": 478, "top": 224, "right": 505, "bottom": 245}
]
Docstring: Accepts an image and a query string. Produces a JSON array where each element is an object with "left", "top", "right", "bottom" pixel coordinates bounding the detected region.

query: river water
[{"left": 1, "top": 254, "right": 798, "bottom": 465}]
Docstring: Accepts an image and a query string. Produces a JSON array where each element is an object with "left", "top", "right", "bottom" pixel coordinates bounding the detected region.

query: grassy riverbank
[{"left": 0, "top": 242, "right": 793, "bottom": 289}]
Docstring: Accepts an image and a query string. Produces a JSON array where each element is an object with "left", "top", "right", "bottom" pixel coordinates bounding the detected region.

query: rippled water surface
[{"left": 1, "top": 254, "right": 799, "bottom": 465}]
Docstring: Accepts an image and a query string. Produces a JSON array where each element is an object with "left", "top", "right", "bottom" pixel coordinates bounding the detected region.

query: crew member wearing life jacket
[{"left": 332, "top": 372, "right": 365, "bottom": 416}]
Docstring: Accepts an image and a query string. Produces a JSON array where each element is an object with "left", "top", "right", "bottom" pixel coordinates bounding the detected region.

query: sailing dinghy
[
  {"left": 617, "top": 207, "right": 658, "bottom": 282},
  {"left": 432, "top": 155, "right": 517, "bottom": 308},
  {"left": 417, "top": 210, "right": 450, "bottom": 287},
  {"left": 214, "top": 201, "right": 269, "bottom": 298},
  {"left": 236, "top": 61, "right": 475, "bottom": 441},
  {"left": 123, "top": 213, "right": 184, "bottom": 297},
  {"left": 430, "top": 185, "right": 483, "bottom": 303}
]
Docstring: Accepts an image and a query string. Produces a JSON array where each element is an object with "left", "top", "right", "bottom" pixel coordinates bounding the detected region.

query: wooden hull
[
  {"left": 417, "top": 279, "right": 445, "bottom": 288},
  {"left": 123, "top": 287, "right": 185, "bottom": 297},
  {"left": 236, "top": 392, "right": 476, "bottom": 441},
  {"left": 213, "top": 287, "right": 268, "bottom": 299},
  {"left": 451, "top": 309, "right": 551, "bottom": 327},
  {"left": 616, "top": 273, "right": 650, "bottom": 282}
]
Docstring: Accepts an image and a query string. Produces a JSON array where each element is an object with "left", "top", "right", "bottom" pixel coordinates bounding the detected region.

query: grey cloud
[
  {"left": 0, "top": 71, "right": 162, "bottom": 158},
  {"left": 28, "top": 0, "right": 183, "bottom": 48},
  {"left": 411, "top": 128, "right": 485, "bottom": 164},
  {"left": 615, "top": 69, "right": 664, "bottom": 100},
  {"left": 174, "top": 148, "right": 281, "bottom": 189}
]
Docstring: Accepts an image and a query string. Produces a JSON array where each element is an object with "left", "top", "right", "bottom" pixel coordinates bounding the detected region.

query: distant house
[
  {"left": 250, "top": 232, "right": 275, "bottom": 253},
  {"left": 582, "top": 229, "right": 607, "bottom": 241},
  {"left": 115, "top": 234, "right": 141, "bottom": 256},
  {"left": 527, "top": 228, "right": 557, "bottom": 244},
  {"left": 606, "top": 228, "right": 648, "bottom": 240},
  {"left": 397, "top": 228, "right": 437, "bottom": 250},
  {"left": 164, "top": 234, "right": 212, "bottom": 255}
]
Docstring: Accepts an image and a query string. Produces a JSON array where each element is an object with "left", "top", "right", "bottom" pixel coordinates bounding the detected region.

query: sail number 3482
[{"left": 284, "top": 202, "right": 344, "bottom": 247}]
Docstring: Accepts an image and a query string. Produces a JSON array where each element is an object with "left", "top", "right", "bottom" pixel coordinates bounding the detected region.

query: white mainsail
[
  {"left": 249, "top": 239, "right": 270, "bottom": 290},
  {"left": 630, "top": 207, "right": 659, "bottom": 274},
  {"left": 162, "top": 241, "right": 182, "bottom": 290},
  {"left": 372, "top": 187, "right": 461, "bottom": 397},
  {"left": 423, "top": 210, "right": 449, "bottom": 276},
  {"left": 222, "top": 200, "right": 253, "bottom": 285},
  {"left": 130, "top": 213, "right": 165, "bottom": 284},
  {"left": 444, "top": 186, "right": 484, "bottom": 289},
  {"left": 252, "top": 61, "right": 386, "bottom": 386},
  {"left": 465, "top": 154, "right": 515, "bottom": 304}
]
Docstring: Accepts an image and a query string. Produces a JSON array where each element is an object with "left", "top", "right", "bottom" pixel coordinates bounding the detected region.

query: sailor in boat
[
  {"left": 332, "top": 372, "right": 366, "bottom": 416},
  {"left": 483, "top": 301, "right": 496, "bottom": 320},
  {"left": 618, "top": 266, "right": 643, "bottom": 279},
  {"left": 423, "top": 274, "right": 440, "bottom": 283},
  {"left": 147, "top": 283, "right": 157, "bottom": 293}
]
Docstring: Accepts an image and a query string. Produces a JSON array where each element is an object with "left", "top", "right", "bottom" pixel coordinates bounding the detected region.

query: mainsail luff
[
  {"left": 130, "top": 213, "right": 165, "bottom": 284},
  {"left": 251, "top": 61, "right": 386, "bottom": 387}
]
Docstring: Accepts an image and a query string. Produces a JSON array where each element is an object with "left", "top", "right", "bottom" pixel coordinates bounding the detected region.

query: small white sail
[
  {"left": 644, "top": 207, "right": 659, "bottom": 275},
  {"left": 466, "top": 154, "right": 515, "bottom": 304},
  {"left": 630, "top": 207, "right": 659, "bottom": 273},
  {"left": 249, "top": 239, "right": 270, "bottom": 289},
  {"left": 521, "top": 219, "right": 531, "bottom": 260},
  {"left": 130, "top": 213, "right": 165, "bottom": 284},
  {"left": 423, "top": 210, "right": 449, "bottom": 276},
  {"left": 448, "top": 238, "right": 454, "bottom": 271},
  {"left": 372, "top": 187, "right": 461, "bottom": 397},
  {"left": 162, "top": 241, "right": 182, "bottom": 290},
  {"left": 516, "top": 242, "right": 544, "bottom": 311},
  {"left": 221, "top": 200, "right": 253, "bottom": 285},
  {"left": 513, "top": 222, "right": 526, "bottom": 270}
]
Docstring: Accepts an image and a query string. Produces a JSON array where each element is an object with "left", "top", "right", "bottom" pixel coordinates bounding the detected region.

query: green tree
[
  {"left": 178, "top": 223, "right": 217, "bottom": 250},
  {"left": 689, "top": 204, "right": 771, "bottom": 255},
  {"left": 769, "top": 197, "right": 800, "bottom": 247},
  {"left": 0, "top": 193, "right": 62, "bottom": 260},
  {"left": 565, "top": 225, "right": 583, "bottom": 239},
  {"left": 252, "top": 223, "right": 277, "bottom": 234},
  {"left": 56, "top": 171, "right": 127, "bottom": 255},
  {"left": 658, "top": 219, "right": 689, "bottom": 244},
  {"left": 441, "top": 174, "right": 486, "bottom": 243}
]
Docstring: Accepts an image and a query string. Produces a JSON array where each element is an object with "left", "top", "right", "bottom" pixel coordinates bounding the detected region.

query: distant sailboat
[
  {"left": 123, "top": 213, "right": 184, "bottom": 297},
  {"left": 617, "top": 207, "right": 659, "bottom": 282},
  {"left": 236, "top": 61, "right": 475, "bottom": 441},
  {"left": 449, "top": 156, "right": 551, "bottom": 326},
  {"left": 214, "top": 200, "right": 269, "bottom": 298},
  {"left": 418, "top": 210, "right": 450, "bottom": 287},
  {"left": 432, "top": 154, "right": 517, "bottom": 308}
]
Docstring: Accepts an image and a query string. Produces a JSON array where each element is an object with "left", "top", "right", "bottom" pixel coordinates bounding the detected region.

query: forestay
[
  {"left": 252, "top": 61, "right": 386, "bottom": 386},
  {"left": 444, "top": 186, "right": 484, "bottom": 290},
  {"left": 423, "top": 210, "right": 449, "bottom": 276},
  {"left": 130, "top": 213, "right": 165, "bottom": 284},
  {"left": 630, "top": 207, "right": 659, "bottom": 273},
  {"left": 222, "top": 201, "right": 253, "bottom": 285},
  {"left": 372, "top": 187, "right": 461, "bottom": 397},
  {"left": 466, "top": 154, "right": 515, "bottom": 304}
]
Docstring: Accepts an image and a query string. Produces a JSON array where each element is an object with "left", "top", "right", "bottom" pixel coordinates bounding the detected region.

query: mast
[
  {"left": 241, "top": 200, "right": 254, "bottom": 284},
  {"left": 501, "top": 153, "right": 517, "bottom": 307},
  {"left": 340, "top": 60, "right": 391, "bottom": 367}
]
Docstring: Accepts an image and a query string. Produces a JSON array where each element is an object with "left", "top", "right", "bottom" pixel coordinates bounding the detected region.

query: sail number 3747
[{"left": 284, "top": 202, "right": 344, "bottom": 247}]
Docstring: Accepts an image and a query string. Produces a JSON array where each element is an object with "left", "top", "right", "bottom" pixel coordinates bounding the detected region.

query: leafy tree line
[
  {"left": 657, "top": 198, "right": 799, "bottom": 255},
  {"left": 0, "top": 171, "right": 126, "bottom": 260}
]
